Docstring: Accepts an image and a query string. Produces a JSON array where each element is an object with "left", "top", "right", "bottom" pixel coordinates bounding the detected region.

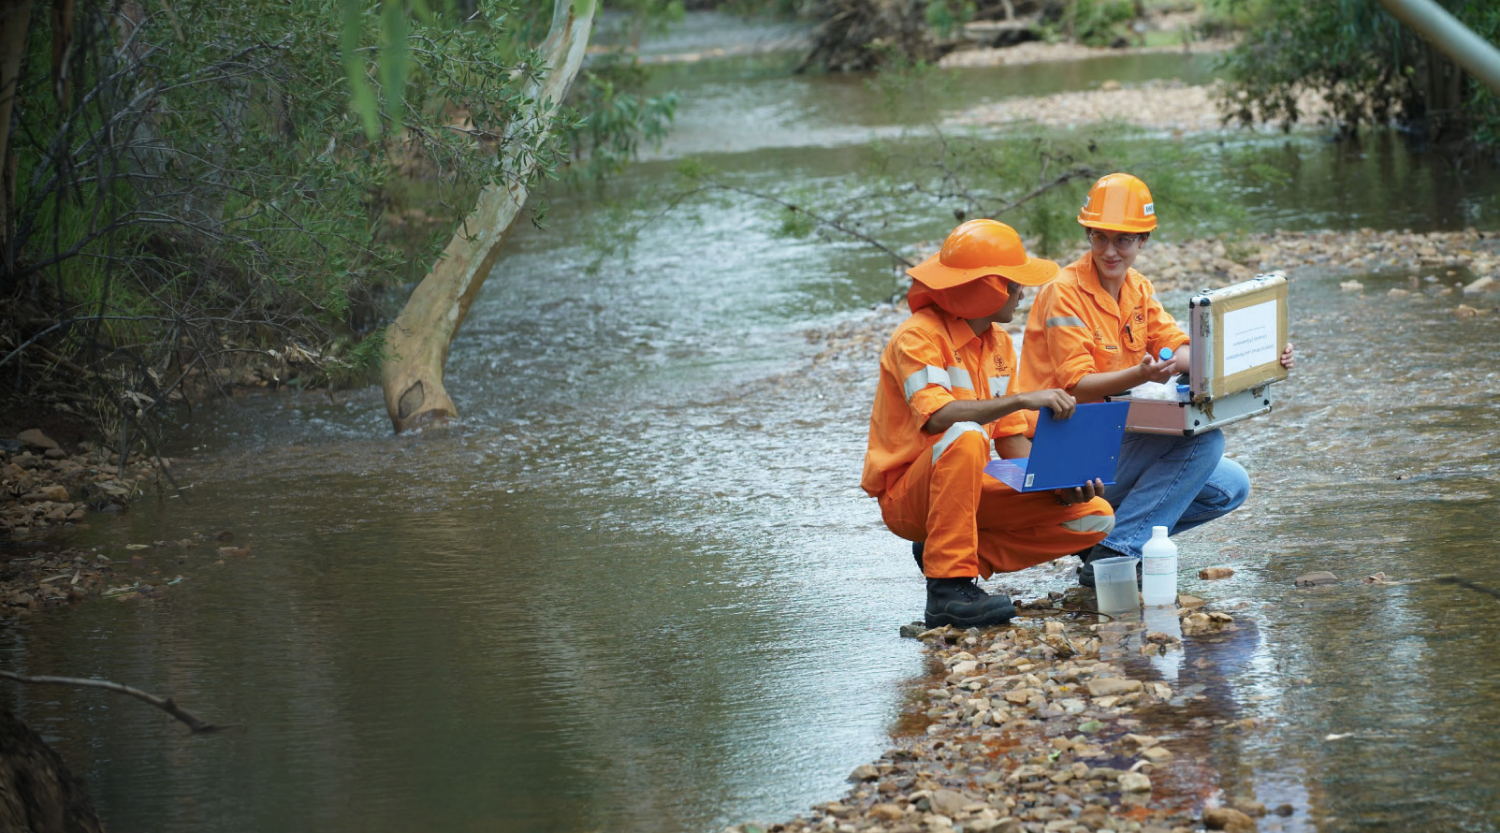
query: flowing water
[{"left": 5, "top": 13, "right": 1500, "bottom": 833}]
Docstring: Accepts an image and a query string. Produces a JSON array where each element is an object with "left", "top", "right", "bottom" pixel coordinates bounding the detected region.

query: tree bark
[
  {"left": 0, "top": 0, "right": 33, "bottom": 268},
  {"left": 0, "top": 706, "right": 105, "bottom": 833},
  {"left": 379, "top": 0, "right": 595, "bottom": 432}
]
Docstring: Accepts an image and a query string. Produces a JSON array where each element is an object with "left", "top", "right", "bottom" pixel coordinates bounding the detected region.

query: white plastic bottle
[{"left": 1140, "top": 526, "right": 1179, "bottom": 607}]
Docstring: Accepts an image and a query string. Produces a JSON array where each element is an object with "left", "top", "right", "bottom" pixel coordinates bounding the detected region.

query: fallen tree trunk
[{"left": 379, "top": 1, "right": 595, "bottom": 432}]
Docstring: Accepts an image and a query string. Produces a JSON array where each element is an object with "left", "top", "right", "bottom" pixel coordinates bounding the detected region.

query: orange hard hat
[
  {"left": 1077, "top": 173, "right": 1157, "bottom": 233},
  {"left": 906, "top": 219, "right": 1059, "bottom": 290}
]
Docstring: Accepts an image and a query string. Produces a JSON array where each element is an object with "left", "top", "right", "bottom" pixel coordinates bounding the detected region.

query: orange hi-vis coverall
[
  {"left": 861, "top": 305, "right": 1114, "bottom": 579},
  {"left": 1016, "top": 255, "right": 1190, "bottom": 396}
]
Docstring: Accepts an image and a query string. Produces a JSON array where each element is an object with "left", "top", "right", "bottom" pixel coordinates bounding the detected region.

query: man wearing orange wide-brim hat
[{"left": 861, "top": 219, "right": 1115, "bottom": 628}]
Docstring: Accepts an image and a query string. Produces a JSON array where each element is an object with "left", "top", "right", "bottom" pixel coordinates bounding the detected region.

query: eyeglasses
[{"left": 1087, "top": 230, "right": 1144, "bottom": 250}]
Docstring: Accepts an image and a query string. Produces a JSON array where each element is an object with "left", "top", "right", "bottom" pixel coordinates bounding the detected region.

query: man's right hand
[{"left": 1019, "top": 388, "right": 1077, "bottom": 419}]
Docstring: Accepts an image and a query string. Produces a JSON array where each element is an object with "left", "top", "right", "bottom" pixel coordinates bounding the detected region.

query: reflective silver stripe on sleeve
[
  {"left": 902, "top": 365, "right": 952, "bottom": 401},
  {"left": 947, "top": 366, "right": 974, "bottom": 393},
  {"left": 1047, "top": 315, "right": 1087, "bottom": 328},
  {"left": 989, "top": 376, "right": 1009, "bottom": 396},
  {"left": 932, "top": 421, "right": 988, "bottom": 464},
  {"left": 1063, "top": 513, "right": 1115, "bottom": 534}
]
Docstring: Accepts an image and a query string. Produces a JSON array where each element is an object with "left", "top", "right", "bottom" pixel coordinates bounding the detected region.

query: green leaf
[
  {"left": 380, "top": 0, "right": 410, "bottom": 134},
  {"left": 342, "top": 0, "right": 380, "bottom": 138}
]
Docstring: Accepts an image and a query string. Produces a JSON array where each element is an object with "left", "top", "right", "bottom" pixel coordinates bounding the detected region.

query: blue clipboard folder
[{"left": 984, "top": 401, "right": 1129, "bottom": 492}]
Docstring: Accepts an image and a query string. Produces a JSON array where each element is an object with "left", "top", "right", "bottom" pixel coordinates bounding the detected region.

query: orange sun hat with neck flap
[{"left": 906, "top": 219, "right": 1059, "bottom": 290}]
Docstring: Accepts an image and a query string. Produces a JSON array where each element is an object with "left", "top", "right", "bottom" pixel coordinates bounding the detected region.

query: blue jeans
[{"left": 1098, "top": 429, "right": 1249, "bottom": 559}]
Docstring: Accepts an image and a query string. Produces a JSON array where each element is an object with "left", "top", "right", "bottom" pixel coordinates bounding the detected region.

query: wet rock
[
  {"left": 930, "top": 788, "right": 966, "bottom": 817},
  {"left": 1176, "top": 594, "right": 1206, "bottom": 609},
  {"left": 1273, "top": 804, "right": 1295, "bottom": 817},
  {"left": 1361, "top": 572, "right": 1394, "bottom": 585},
  {"left": 17, "top": 429, "right": 60, "bottom": 450},
  {"left": 1203, "top": 806, "right": 1255, "bottom": 832},
  {"left": 1339, "top": 280, "right": 1364, "bottom": 291},
  {"left": 870, "top": 802, "right": 904, "bottom": 821},
  {"left": 1462, "top": 275, "right": 1495, "bottom": 295},
  {"left": 1117, "top": 772, "right": 1151, "bottom": 792},
  {"left": 1198, "top": 567, "right": 1234, "bottom": 580},
  {"left": 1294, "top": 571, "right": 1338, "bottom": 587},
  {"left": 850, "top": 764, "right": 879, "bottom": 782},
  {"left": 1232, "top": 800, "right": 1267, "bottom": 818},
  {"left": 900, "top": 622, "right": 927, "bottom": 638},
  {"left": 1086, "top": 677, "right": 1142, "bottom": 697}
]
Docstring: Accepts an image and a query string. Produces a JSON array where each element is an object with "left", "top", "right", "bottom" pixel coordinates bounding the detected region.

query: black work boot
[
  {"left": 924, "top": 577, "right": 1016, "bottom": 628},
  {"left": 1077, "top": 545, "right": 1139, "bottom": 588}
]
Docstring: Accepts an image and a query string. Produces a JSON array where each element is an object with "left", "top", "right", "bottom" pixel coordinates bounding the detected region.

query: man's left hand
[{"left": 1055, "top": 478, "right": 1105, "bottom": 505}]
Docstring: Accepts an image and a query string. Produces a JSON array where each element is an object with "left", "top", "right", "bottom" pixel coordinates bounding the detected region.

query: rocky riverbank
[
  {"left": 937, "top": 39, "right": 1235, "bottom": 71},
  {"left": 0, "top": 428, "right": 176, "bottom": 612},
  {"left": 945, "top": 78, "right": 1328, "bottom": 135},
  {"left": 723, "top": 601, "right": 1270, "bottom": 833}
]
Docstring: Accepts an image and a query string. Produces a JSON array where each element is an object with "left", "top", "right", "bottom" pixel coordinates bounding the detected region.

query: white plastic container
[{"left": 1140, "top": 526, "right": 1178, "bottom": 607}]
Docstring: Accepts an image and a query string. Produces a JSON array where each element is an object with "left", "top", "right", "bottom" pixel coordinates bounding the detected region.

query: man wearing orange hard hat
[
  {"left": 1016, "top": 173, "right": 1294, "bottom": 587},
  {"left": 861, "top": 219, "right": 1115, "bottom": 628}
]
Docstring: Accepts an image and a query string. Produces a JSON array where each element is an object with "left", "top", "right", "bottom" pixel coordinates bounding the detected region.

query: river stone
[
  {"left": 17, "top": 429, "right": 60, "bottom": 450},
  {"left": 1232, "top": 800, "right": 1267, "bottom": 818},
  {"left": 1086, "top": 677, "right": 1142, "bottom": 697},
  {"left": 930, "top": 788, "right": 966, "bottom": 817},
  {"left": 849, "top": 764, "right": 879, "bottom": 782},
  {"left": 1198, "top": 567, "right": 1235, "bottom": 580},
  {"left": 1294, "top": 571, "right": 1338, "bottom": 587},
  {"left": 1463, "top": 275, "right": 1495, "bottom": 295},
  {"left": 870, "top": 802, "right": 904, "bottom": 821},
  {"left": 1203, "top": 806, "right": 1255, "bottom": 832},
  {"left": 1117, "top": 772, "right": 1152, "bottom": 792}
]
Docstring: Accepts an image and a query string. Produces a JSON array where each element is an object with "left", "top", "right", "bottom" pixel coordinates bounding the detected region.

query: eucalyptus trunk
[{"left": 379, "top": 0, "right": 594, "bottom": 432}]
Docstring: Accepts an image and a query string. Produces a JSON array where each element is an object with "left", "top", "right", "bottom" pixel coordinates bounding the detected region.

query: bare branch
[{"left": 0, "top": 670, "right": 221, "bottom": 733}]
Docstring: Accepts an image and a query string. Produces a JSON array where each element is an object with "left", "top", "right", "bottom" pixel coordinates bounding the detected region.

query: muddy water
[{"left": 6, "top": 16, "right": 1500, "bottom": 833}]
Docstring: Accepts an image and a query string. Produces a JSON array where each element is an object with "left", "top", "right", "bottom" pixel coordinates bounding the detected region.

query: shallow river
[{"left": 5, "top": 14, "right": 1500, "bottom": 833}]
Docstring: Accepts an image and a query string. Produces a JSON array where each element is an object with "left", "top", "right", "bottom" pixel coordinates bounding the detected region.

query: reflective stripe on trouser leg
[
  {"left": 972, "top": 486, "right": 1114, "bottom": 576},
  {"left": 1062, "top": 513, "right": 1115, "bottom": 534},
  {"left": 932, "top": 421, "right": 988, "bottom": 464}
]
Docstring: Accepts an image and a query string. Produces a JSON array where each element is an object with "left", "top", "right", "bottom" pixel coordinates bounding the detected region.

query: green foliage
[
  {"left": 6, "top": 0, "right": 579, "bottom": 432},
  {"left": 1216, "top": 0, "right": 1500, "bottom": 143},
  {"left": 1196, "top": 0, "right": 1273, "bottom": 37},
  {"left": 1041, "top": 0, "right": 1140, "bottom": 48},
  {"left": 925, "top": 0, "right": 977, "bottom": 40},
  {"left": 562, "top": 54, "right": 680, "bottom": 179}
]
